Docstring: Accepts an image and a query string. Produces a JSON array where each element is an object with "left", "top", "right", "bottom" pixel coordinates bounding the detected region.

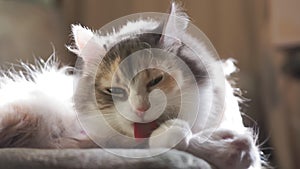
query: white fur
[{"left": 0, "top": 57, "right": 85, "bottom": 148}]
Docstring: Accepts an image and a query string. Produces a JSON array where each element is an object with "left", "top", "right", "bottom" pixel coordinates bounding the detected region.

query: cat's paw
[
  {"left": 212, "top": 129, "right": 258, "bottom": 169},
  {"left": 149, "top": 119, "right": 192, "bottom": 150},
  {"left": 188, "top": 129, "right": 258, "bottom": 169}
]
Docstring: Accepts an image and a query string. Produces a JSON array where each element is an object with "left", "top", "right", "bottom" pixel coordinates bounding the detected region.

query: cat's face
[{"left": 94, "top": 39, "right": 183, "bottom": 137}]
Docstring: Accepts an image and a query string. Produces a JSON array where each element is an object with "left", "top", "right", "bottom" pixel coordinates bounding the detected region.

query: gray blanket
[{"left": 0, "top": 149, "right": 214, "bottom": 169}]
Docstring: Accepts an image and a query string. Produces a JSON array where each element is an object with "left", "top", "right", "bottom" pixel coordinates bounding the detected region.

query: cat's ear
[
  {"left": 68, "top": 24, "right": 105, "bottom": 62},
  {"left": 69, "top": 24, "right": 94, "bottom": 53},
  {"left": 160, "top": 2, "right": 189, "bottom": 45}
]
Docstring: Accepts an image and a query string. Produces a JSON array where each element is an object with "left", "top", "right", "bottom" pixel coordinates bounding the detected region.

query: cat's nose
[{"left": 135, "top": 106, "right": 149, "bottom": 117}]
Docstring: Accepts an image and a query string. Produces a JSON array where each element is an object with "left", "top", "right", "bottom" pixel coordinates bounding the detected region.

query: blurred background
[{"left": 0, "top": 0, "right": 299, "bottom": 168}]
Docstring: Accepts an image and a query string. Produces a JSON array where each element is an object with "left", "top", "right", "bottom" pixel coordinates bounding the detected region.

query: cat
[{"left": 0, "top": 2, "right": 265, "bottom": 169}]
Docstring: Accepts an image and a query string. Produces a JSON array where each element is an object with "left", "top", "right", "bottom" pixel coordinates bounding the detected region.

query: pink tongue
[{"left": 134, "top": 121, "right": 158, "bottom": 141}]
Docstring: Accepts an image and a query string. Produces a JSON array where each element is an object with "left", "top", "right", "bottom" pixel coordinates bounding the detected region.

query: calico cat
[{"left": 0, "top": 2, "right": 265, "bottom": 169}]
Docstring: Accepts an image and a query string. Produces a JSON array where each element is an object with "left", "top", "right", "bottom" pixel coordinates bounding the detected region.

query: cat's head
[{"left": 69, "top": 2, "right": 210, "bottom": 137}]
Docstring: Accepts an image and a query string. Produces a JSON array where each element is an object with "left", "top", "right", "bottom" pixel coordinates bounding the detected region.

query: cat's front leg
[{"left": 149, "top": 119, "right": 192, "bottom": 151}]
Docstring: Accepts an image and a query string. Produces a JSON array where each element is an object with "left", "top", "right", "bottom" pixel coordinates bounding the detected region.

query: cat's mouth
[
  {"left": 133, "top": 121, "right": 159, "bottom": 141},
  {"left": 131, "top": 108, "right": 179, "bottom": 141}
]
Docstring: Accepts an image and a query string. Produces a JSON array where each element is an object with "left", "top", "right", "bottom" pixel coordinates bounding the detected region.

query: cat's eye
[
  {"left": 147, "top": 75, "right": 163, "bottom": 88},
  {"left": 106, "top": 87, "right": 126, "bottom": 96}
]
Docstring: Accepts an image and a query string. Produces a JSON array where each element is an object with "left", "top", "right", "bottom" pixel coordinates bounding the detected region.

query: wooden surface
[
  {"left": 261, "top": 0, "right": 300, "bottom": 168},
  {"left": 270, "top": 0, "right": 300, "bottom": 46}
]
